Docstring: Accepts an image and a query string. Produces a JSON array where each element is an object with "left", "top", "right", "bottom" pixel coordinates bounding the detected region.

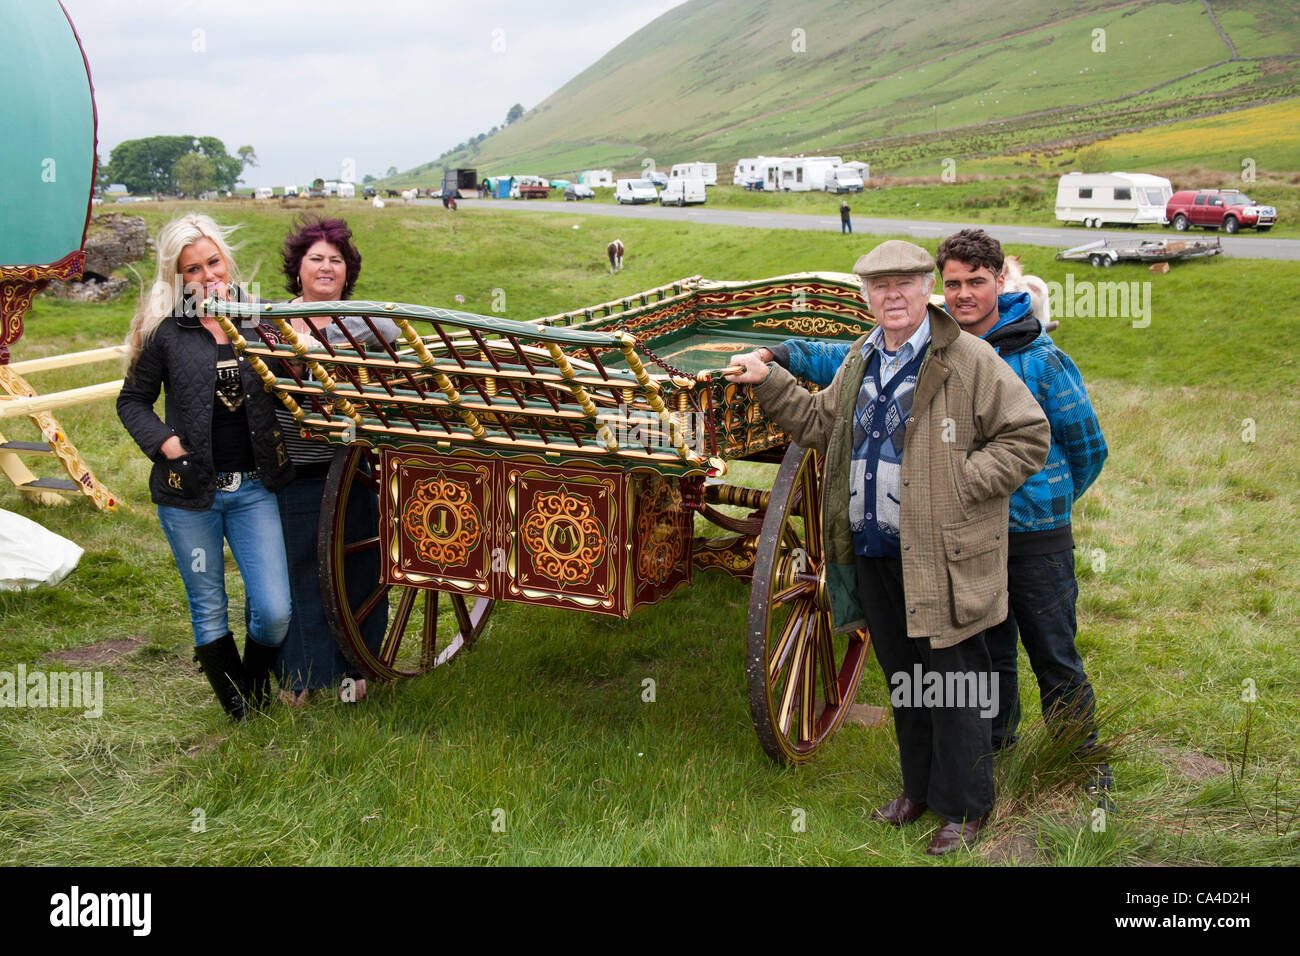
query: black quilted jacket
[{"left": 116, "top": 290, "right": 294, "bottom": 509}]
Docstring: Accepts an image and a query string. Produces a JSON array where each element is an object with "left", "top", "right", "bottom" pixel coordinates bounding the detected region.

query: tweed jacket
[
  {"left": 117, "top": 292, "right": 294, "bottom": 510},
  {"left": 752, "top": 303, "right": 1050, "bottom": 648}
]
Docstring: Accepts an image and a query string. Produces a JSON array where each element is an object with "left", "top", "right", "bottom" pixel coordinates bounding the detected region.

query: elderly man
[
  {"left": 726, "top": 240, "right": 1049, "bottom": 854},
  {"left": 746, "top": 230, "right": 1111, "bottom": 800}
]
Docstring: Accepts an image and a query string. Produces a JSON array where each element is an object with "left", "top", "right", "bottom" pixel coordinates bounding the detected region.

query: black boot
[
  {"left": 194, "top": 632, "right": 250, "bottom": 721},
  {"left": 243, "top": 637, "right": 280, "bottom": 713}
]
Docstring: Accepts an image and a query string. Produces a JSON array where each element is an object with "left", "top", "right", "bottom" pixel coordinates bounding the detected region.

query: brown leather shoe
[
  {"left": 925, "top": 815, "right": 987, "bottom": 855},
  {"left": 871, "top": 794, "right": 928, "bottom": 827}
]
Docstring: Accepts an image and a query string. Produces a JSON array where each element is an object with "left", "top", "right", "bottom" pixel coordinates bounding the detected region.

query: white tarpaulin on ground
[{"left": 0, "top": 508, "right": 83, "bottom": 590}]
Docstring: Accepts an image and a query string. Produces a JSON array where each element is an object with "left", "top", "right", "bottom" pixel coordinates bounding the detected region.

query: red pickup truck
[{"left": 1166, "top": 189, "right": 1277, "bottom": 233}]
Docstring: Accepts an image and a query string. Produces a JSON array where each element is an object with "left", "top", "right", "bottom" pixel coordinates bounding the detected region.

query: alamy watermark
[
  {"left": 50, "top": 886, "right": 150, "bottom": 936},
  {"left": 889, "top": 664, "right": 997, "bottom": 718},
  {"left": 1, "top": 665, "right": 103, "bottom": 718},
  {"left": 1048, "top": 275, "right": 1151, "bottom": 328}
]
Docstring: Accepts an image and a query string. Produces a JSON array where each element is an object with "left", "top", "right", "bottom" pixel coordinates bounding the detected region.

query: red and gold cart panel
[{"left": 381, "top": 449, "right": 692, "bottom": 619}]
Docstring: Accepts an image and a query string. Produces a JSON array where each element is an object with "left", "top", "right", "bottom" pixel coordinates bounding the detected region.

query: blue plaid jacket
[{"left": 772, "top": 292, "right": 1107, "bottom": 536}]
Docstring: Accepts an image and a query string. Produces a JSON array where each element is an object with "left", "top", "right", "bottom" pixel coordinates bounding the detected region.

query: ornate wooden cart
[{"left": 211, "top": 273, "right": 878, "bottom": 763}]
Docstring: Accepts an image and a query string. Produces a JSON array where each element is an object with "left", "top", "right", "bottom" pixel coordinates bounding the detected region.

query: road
[{"left": 424, "top": 198, "right": 1300, "bottom": 261}]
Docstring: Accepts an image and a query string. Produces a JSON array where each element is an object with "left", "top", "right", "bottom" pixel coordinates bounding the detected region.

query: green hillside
[{"left": 385, "top": 0, "right": 1300, "bottom": 185}]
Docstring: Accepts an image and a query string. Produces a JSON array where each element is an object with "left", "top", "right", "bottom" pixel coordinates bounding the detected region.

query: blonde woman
[{"left": 116, "top": 213, "right": 294, "bottom": 720}]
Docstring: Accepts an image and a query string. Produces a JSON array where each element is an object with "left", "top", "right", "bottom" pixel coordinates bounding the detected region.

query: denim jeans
[
  {"left": 841, "top": 220, "right": 852, "bottom": 234},
  {"left": 157, "top": 478, "right": 292, "bottom": 648},
  {"left": 986, "top": 548, "right": 1097, "bottom": 752}
]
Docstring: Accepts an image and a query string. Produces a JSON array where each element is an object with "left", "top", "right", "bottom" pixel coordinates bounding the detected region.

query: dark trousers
[
  {"left": 986, "top": 549, "right": 1098, "bottom": 752},
  {"left": 858, "top": 556, "right": 995, "bottom": 823},
  {"left": 841, "top": 219, "right": 852, "bottom": 234},
  {"left": 274, "top": 473, "right": 386, "bottom": 690}
]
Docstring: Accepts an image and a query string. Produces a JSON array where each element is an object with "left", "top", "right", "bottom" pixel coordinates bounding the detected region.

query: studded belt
[{"left": 215, "top": 469, "right": 260, "bottom": 492}]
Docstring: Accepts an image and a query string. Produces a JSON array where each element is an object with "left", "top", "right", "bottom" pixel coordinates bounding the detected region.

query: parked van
[
  {"left": 615, "top": 178, "right": 659, "bottom": 204},
  {"left": 284, "top": 185, "right": 299, "bottom": 197},
  {"left": 254, "top": 186, "right": 274, "bottom": 200},
  {"left": 823, "top": 166, "right": 864, "bottom": 193},
  {"left": 1055, "top": 172, "right": 1173, "bottom": 227},
  {"left": 669, "top": 162, "right": 717, "bottom": 186},
  {"left": 660, "top": 178, "right": 706, "bottom": 206}
]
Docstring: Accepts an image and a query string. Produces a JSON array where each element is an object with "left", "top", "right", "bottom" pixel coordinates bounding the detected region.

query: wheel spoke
[
  {"left": 797, "top": 630, "right": 817, "bottom": 744},
  {"left": 776, "top": 621, "right": 812, "bottom": 736},
  {"left": 767, "top": 601, "right": 807, "bottom": 686},
  {"left": 450, "top": 594, "right": 474, "bottom": 637},
  {"left": 379, "top": 587, "right": 417, "bottom": 666},
  {"left": 421, "top": 590, "right": 438, "bottom": 669},
  {"left": 817, "top": 615, "right": 841, "bottom": 709},
  {"left": 801, "top": 462, "right": 822, "bottom": 553},
  {"left": 770, "top": 579, "right": 814, "bottom": 607},
  {"left": 343, "top": 534, "right": 380, "bottom": 557},
  {"left": 354, "top": 580, "right": 390, "bottom": 625}
]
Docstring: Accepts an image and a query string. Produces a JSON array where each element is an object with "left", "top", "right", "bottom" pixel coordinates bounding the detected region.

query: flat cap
[{"left": 852, "top": 240, "right": 935, "bottom": 278}]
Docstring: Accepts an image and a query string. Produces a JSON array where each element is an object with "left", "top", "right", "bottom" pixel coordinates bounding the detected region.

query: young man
[
  {"left": 840, "top": 200, "right": 852, "bottom": 234},
  {"left": 727, "top": 240, "right": 1050, "bottom": 853},
  {"left": 751, "top": 229, "right": 1111, "bottom": 799}
]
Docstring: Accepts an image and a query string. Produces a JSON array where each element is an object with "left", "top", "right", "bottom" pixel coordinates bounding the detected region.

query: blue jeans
[
  {"left": 841, "top": 219, "right": 852, "bottom": 234},
  {"left": 157, "top": 478, "right": 292, "bottom": 648},
  {"left": 986, "top": 549, "right": 1098, "bottom": 752}
]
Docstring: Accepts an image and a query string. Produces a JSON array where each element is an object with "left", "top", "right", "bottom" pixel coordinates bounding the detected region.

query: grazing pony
[
  {"left": 1001, "top": 254, "right": 1056, "bottom": 332},
  {"left": 606, "top": 239, "right": 624, "bottom": 274}
]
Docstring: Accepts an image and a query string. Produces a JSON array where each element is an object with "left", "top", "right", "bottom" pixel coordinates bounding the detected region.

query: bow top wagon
[{"left": 209, "top": 273, "right": 879, "bottom": 763}]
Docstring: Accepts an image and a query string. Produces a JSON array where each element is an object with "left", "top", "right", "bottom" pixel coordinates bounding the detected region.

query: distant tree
[
  {"left": 386, "top": 165, "right": 398, "bottom": 177},
  {"left": 104, "top": 134, "right": 244, "bottom": 193},
  {"left": 236, "top": 145, "right": 259, "bottom": 180},
  {"left": 505, "top": 103, "right": 524, "bottom": 125},
  {"left": 1076, "top": 143, "right": 1110, "bottom": 173},
  {"left": 489, "top": 125, "right": 499, "bottom": 136},
  {"left": 104, "top": 136, "right": 193, "bottom": 193},
  {"left": 362, "top": 173, "right": 376, "bottom": 184},
  {"left": 173, "top": 153, "right": 216, "bottom": 197}
]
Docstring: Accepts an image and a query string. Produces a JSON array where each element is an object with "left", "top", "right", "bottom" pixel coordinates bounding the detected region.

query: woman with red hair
[{"left": 273, "top": 216, "right": 398, "bottom": 704}]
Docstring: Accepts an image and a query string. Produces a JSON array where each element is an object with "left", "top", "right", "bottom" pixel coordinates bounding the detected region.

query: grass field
[{"left": 1, "top": 202, "right": 1297, "bottom": 865}]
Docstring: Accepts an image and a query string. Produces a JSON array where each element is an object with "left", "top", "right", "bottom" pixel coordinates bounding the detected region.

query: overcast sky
[{"left": 61, "top": 0, "right": 686, "bottom": 188}]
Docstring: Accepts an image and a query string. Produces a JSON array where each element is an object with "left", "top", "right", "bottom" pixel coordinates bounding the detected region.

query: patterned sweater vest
[{"left": 850, "top": 345, "right": 928, "bottom": 557}]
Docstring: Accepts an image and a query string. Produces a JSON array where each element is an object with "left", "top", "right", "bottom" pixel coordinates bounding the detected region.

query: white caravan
[
  {"left": 660, "top": 178, "right": 706, "bottom": 206},
  {"left": 337, "top": 182, "right": 356, "bottom": 198},
  {"left": 254, "top": 186, "right": 274, "bottom": 199},
  {"left": 732, "top": 157, "right": 776, "bottom": 188},
  {"left": 669, "top": 162, "right": 717, "bottom": 187},
  {"left": 1055, "top": 172, "right": 1173, "bottom": 227},
  {"left": 774, "top": 156, "right": 843, "bottom": 192},
  {"left": 615, "top": 178, "right": 659, "bottom": 204},
  {"left": 580, "top": 169, "right": 614, "bottom": 188}
]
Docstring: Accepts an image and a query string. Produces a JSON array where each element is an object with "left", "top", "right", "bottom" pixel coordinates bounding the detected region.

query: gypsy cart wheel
[
  {"left": 746, "top": 442, "right": 871, "bottom": 764},
  {"left": 319, "top": 445, "right": 495, "bottom": 681}
]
